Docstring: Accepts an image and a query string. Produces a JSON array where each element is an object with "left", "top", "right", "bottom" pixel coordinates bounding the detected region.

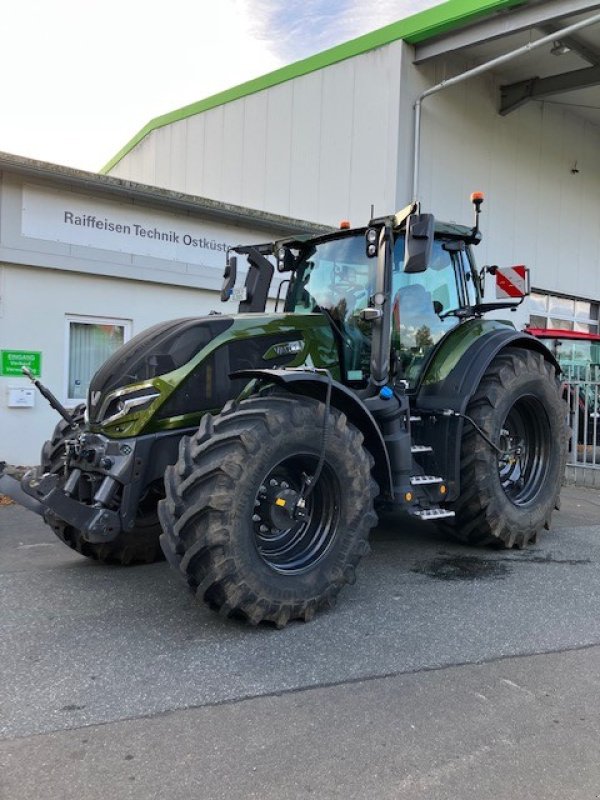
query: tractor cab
[
  {"left": 280, "top": 224, "right": 476, "bottom": 388},
  {"left": 224, "top": 195, "right": 525, "bottom": 393}
]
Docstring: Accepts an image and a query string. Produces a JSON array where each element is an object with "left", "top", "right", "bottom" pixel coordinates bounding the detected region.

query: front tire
[
  {"left": 159, "top": 393, "right": 378, "bottom": 627},
  {"left": 446, "top": 348, "right": 567, "bottom": 548}
]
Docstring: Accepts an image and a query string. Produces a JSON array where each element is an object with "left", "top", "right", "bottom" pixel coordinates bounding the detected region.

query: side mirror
[
  {"left": 404, "top": 213, "right": 434, "bottom": 274},
  {"left": 221, "top": 254, "right": 237, "bottom": 302},
  {"left": 494, "top": 265, "right": 530, "bottom": 300}
]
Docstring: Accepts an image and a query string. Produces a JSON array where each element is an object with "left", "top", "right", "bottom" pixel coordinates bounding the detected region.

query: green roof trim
[{"left": 101, "top": 0, "right": 523, "bottom": 174}]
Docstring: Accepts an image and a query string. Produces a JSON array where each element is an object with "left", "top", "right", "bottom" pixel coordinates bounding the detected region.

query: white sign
[
  {"left": 7, "top": 387, "right": 35, "bottom": 408},
  {"left": 21, "top": 185, "right": 263, "bottom": 270}
]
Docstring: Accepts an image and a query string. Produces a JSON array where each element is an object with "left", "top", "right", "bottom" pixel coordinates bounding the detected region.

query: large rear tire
[
  {"left": 159, "top": 394, "right": 378, "bottom": 627},
  {"left": 445, "top": 348, "right": 567, "bottom": 548},
  {"left": 41, "top": 407, "right": 164, "bottom": 565}
]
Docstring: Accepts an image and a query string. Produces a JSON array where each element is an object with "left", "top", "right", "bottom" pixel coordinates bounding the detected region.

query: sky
[{"left": 0, "top": 0, "right": 441, "bottom": 173}]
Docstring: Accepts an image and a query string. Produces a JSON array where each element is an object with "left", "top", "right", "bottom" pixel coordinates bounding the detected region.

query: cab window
[
  {"left": 391, "top": 238, "right": 464, "bottom": 383},
  {"left": 285, "top": 234, "right": 376, "bottom": 383}
]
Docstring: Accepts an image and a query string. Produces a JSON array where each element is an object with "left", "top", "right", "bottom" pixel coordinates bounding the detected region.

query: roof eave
[{"left": 0, "top": 151, "right": 327, "bottom": 235}]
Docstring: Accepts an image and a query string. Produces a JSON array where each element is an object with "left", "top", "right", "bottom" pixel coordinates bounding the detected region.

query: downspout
[{"left": 412, "top": 11, "right": 600, "bottom": 200}]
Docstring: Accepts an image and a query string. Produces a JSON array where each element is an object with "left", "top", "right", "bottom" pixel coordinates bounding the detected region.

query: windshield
[{"left": 285, "top": 233, "right": 376, "bottom": 383}]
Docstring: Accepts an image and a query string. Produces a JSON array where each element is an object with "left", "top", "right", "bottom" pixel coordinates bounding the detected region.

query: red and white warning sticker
[{"left": 495, "top": 265, "right": 528, "bottom": 299}]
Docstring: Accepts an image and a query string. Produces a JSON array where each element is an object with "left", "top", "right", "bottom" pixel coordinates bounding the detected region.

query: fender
[
  {"left": 232, "top": 368, "right": 394, "bottom": 499},
  {"left": 414, "top": 319, "right": 560, "bottom": 499}
]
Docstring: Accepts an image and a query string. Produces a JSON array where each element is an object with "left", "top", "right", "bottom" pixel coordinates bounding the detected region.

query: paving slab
[{"left": 1, "top": 645, "right": 600, "bottom": 800}]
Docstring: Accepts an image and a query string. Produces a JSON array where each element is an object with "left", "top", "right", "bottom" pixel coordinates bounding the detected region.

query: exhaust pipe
[{"left": 0, "top": 468, "right": 45, "bottom": 516}]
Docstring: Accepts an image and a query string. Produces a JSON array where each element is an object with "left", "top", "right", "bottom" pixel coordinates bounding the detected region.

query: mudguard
[
  {"left": 414, "top": 319, "right": 560, "bottom": 499},
  {"left": 417, "top": 319, "right": 559, "bottom": 411},
  {"left": 232, "top": 368, "right": 394, "bottom": 499}
]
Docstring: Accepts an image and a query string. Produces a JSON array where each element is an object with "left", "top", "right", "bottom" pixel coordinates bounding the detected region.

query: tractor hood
[
  {"left": 88, "top": 315, "right": 233, "bottom": 415},
  {"left": 87, "top": 313, "right": 339, "bottom": 438}
]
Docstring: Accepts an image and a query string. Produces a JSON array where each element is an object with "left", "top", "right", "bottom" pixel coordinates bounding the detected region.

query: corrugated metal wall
[
  {"left": 398, "top": 48, "right": 600, "bottom": 303},
  {"left": 109, "top": 41, "right": 405, "bottom": 229},
  {"left": 109, "top": 38, "right": 600, "bottom": 304}
]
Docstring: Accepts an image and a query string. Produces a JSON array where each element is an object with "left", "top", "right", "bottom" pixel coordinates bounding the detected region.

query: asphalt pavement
[{"left": 1, "top": 485, "right": 600, "bottom": 798}]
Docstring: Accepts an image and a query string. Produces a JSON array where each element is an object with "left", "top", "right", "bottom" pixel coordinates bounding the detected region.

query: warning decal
[{"left": 496, "top": 265, "right": 528, "bottom": 299}]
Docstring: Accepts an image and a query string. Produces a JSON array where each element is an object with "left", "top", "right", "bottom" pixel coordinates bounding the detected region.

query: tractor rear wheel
[
  {"left": 41, "top": 407, "right": 164, "bottom": 565},
  {"left": 445, "top": 348, "right": 567, "bottom": 548},
  {"left": 158, "top": 393, "right": 378, "bottom": 627}
]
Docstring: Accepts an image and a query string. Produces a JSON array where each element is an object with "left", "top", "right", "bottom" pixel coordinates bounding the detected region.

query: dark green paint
[
  {"left": 95, "top": 313, "right": 339, "bottom": 438},
  {"left": 420, "top": 317, "right": 515, "bottom": 386}
]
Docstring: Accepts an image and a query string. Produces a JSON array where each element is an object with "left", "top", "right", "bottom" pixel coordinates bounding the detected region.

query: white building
[
  {"left": 0, "top": 154, "right": 324, "bottom": 464},
  {"left": 3, "top": 0, "right": 600, "bottom": 465},
  {"left": 105, "top": 0, "right": 600, "bottom": 335}
]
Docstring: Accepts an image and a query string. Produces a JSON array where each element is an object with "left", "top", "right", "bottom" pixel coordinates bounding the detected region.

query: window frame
[
  {"left": 528, "top": 289, "right": 599, "bottom": 335},
  {"left": 64, "top": 314, "right": 132, "bottom": 406}
]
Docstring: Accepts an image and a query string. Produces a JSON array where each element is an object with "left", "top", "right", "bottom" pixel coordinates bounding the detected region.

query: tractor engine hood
[
  {"left": 86, "top": 313, "right": 339, "bottom": 438},
  {"left": 87, "top": 316, "right": 234, "bottom": 424}
]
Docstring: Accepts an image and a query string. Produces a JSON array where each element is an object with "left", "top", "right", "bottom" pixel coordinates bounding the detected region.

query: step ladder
[
  {"left": 406, "top": 412, "right": 453, "bottom": 520},
  {"left": 412, "top": 507, "right": 455, "bottom": 521},
  {"left": 410, "top": 475, "right": 443, "bottom": 486}
]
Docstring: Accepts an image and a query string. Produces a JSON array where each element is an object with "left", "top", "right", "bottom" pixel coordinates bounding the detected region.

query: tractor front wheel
[{"left": 158, "top": 393, "right": 378, "bottom": 627}]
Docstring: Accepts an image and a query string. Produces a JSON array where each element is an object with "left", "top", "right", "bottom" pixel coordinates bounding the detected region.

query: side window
[
  {"left": 287, "top": 236, "right": 376, "bottom": 383},
  {"left": 391, "top": 239, "right": 461, "bottom": 383},
  {"left": 65, "top": 315, "right": 131, "bottom": 403}
]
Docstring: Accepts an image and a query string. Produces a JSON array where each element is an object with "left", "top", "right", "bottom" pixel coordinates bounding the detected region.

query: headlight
[
  {"left": 101, "top": 387, "right": 160, "bottom": 425},
  {"left": 365, "top": 227, "right": 379, "bottom": 258}
]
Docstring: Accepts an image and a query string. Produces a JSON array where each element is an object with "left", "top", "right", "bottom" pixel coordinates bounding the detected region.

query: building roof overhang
[{"left": 415, "top": 1, "right": 600, "bottom": 121}]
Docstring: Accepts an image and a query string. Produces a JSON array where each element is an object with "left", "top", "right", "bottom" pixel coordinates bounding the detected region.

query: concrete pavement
[{"left": 1, "top": 484, "right": 600, "bottom": 798}]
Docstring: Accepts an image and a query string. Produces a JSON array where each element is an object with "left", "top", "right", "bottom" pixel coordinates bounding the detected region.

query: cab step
[
  {"left": 412, "top": 508, "right": 456, "bottom": 521},
  {"left": 410, "top": 475, "right": 443, "bottom": 485},
  {"left": 411, "top": 445, "right": 433, "bottom": 454}
]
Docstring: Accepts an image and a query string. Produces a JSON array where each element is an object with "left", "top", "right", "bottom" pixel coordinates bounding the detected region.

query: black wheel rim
[
  {"left": 498, "top": 394, "right": 550, "bottom": 505},
  {"left": 252, "top": 454, "right": 340, "bottom": 574}
]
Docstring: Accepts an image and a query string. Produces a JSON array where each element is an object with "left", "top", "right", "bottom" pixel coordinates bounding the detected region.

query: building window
[
  {"left": 528, "top": 291, "right": 599, "bottom": 334},
  {"left": 65, "top": 315, "right": 131, "bottom": 403}
]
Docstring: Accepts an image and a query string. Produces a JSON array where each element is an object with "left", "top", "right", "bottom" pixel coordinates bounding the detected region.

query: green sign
[{"left": 0, "top": 350, "right": 42, "bottom": 377}]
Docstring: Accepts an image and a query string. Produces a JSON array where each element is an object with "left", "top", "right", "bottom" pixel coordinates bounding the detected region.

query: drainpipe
[{"left": 412, "top": 11, "right": 600, "bottom": 200}]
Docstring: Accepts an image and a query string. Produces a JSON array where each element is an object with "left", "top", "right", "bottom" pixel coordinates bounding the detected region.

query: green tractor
[{"left": 1, "top": 195, "right": 567, "bottom": 626}]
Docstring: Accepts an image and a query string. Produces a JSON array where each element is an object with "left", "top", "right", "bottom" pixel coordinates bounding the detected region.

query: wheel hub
[
  {"left": 251, "top": 456, "right": 339, "bottom": 574},
  {"left": 267, "top": 486, "right": 305, "bottom": 528},
  {"left": 497, "top": 395, "right": 549, "bottom": 505}
]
